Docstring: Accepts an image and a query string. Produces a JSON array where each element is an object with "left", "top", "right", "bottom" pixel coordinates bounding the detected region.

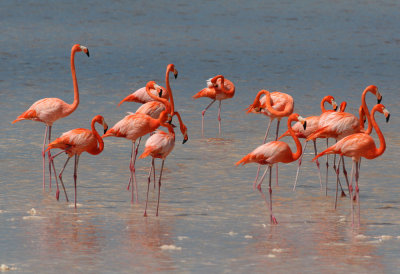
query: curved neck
[
  {"left": 358, "top": 105, "right": 370, "bottom": 133},
  {"left": 89, "top": 118, "right": 104, "bottom": 155},
  {"left": 173, "top": 111, "right": 187, "bottom": 136},
  {"left": 361, "top": 87, "right": 374, "bottom": 133},
  {"left": 287, "top": 117, "right": 302, "bottom": 161},
  {"left": 370, "top": 107, "right": 386, "bottom": 157},
  {"left": 320, "top": 97, "right": 330, "bottom": 112},
  {"left": 165, "top": 66, "right": 175, "bottom": 115},
  {"left": 146, "top": 83, "right": 171, "bottom": 124},
  {"left": 67, "top": 47, "right": 80, "bottom": 115},
  {"left": 260, "top": 90, "right": 292, "bottom": 117}
]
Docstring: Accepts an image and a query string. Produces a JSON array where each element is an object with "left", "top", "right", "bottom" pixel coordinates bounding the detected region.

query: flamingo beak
[
  {"left": 386, "top": 113, "right": 390, "bottom": 123},
  {"left": 183, "top": 136, "right": 188, "bottom": 144},
  {"left": 332, "top": 100, "right": 338, "bottom": 111},
  {"left": 85, "top": 49, "right": 90, "bottom": 57},
  {"left": 377, "top": 95, "right": 382, "bottom": 104},
  {"left": 159, "top": 89, "right": 163, "bottom": 97},
  {"left": 303, "top": 121, "right": 307, "bottom": 130},
  {"left": 174, "top": 69, "right": 178, "bottom": 79}
]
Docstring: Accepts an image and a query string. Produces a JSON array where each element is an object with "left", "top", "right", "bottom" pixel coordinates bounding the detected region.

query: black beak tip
[
  {"left": 104, "top": 128, "right": 108, "bottom": 134},
  {"left": 378, "top": 97, "right": 382, "bottom": 104},
  {"left": 182, "top": 138, "right": 188, "bottom": 144},
  {"left": 386, "top": 114, "right": 390, "bottom": 123},
  {"left": 174, "top": 73, "right": 178, "bottom": 79},
  {"left": 303, "top": 121, "right": 307, "bottom": 130},
  {"left": 86, "top": 50, "right": 90, "bottom": 57},
  {"left": 159, "top": 89, "right": 163, "bottom": 97}
]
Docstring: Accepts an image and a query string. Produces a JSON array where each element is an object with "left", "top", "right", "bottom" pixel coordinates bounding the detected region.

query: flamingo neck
[
  {"left": 173, "top": 111, "right": 187, "bottom": 137},
  {"left": 361, "top": 87, "right": 374, "bottom": 133},
  {"left": 145, "top": 83, "right": 171, "bottom": 117},
  {"left": 89, "top": 117, "right": 104, "bottom": 155},
  {"left": 67, "top": 47, "right": 80, "bottom": 116},
  {"left": 165, "top": 67, "right": 175, "bottom": 115},
  {"left": 320, "top": 97, "right": 329, "bottom": 112},
  {"left": 287, "top": 117, "right": 302, "bottom": 161},
  {"left": 370, "top": 107, "right": 386, "bottom": 157},
  {"left": 261, "top": 90, "right": 292, "bottom": 117}
]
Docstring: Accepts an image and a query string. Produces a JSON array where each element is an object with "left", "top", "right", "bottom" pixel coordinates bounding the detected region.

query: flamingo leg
[
  {"left": 275, "top": 120, "right": 280, "bottom": 186},
  {"left": 58, "top": 156, "right": 71, "bottom": 202},
  {"left": 293, "top": 140, "right": 308, "bottom": 191},
  {"left": 49, "top": 150, "right": 66, "bottom": 201},
  {"left": 47, "top": 125, "right": 53, "bottom": 190},
  {"left": 333, "top": 153, "right": 346, "bottom": 197},
  {"left": 153, "top": 158, "right": 156, "bottom": 189},
  {"left": 313, "top": 140, "right": 323, "bottom": 189},
  {"left": 217, "top": 100, "right": 222, "bottom": 136},
  {"left": 254, "top": 119, "right": 272, "bottom": 190},
  {"left": 355, "top": 161, "right": 360, "bottom": 226},
  {"left": 128, "top": 141, "right": 137, "bottom": 204},
  {"left": 256, "top": 165, "right": 270, "bottom": 206},
  {"left": 144, "top": 159, "right": 154, "bottom": 217},
  {"left": 268, "top": 165, "right": 278, "bottom": 224},
  {"left": 126, "top": 138, "right": 141, "bottom": 191},
  {"left": 335, "top": 157, "right": 342, "bottom": 209},
  {"left": 325, "top": 138, "right": 329, "bottom": 196},
  {"left": 156, "top": 160, "right": 165, "bottom": 217},
  {"left": 341, "top": 156, "right": 350, "bottom": 197},
  {"left": 201, "top": 99, "right": 216, "bottom": 137},
  {"left": 73, "top": 154, "right": 80, "bottom": 209},
  {"left": 348, "top": 161, "right": 355, "bottom": 226},
  {"left": 42, "top": 125, "right": 49, "bottom": 190}
]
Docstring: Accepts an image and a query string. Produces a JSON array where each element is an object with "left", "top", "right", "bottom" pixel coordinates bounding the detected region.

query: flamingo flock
[{"left": 12, "top": 44, "right": 390, "bottom": 225}]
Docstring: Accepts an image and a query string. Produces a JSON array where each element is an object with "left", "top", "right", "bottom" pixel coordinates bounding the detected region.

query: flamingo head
[
  {"left": 181, "top": 124, "right": 188, "bottom": 144},
  {"left": 366, "top": 85, "right": 382, "bottom": 103},
  {"left": 102, "top": 117, "right": 109, "bottom": 134},
  {"left": 381, "top": 105, "right": 390, "bottom": 123}
]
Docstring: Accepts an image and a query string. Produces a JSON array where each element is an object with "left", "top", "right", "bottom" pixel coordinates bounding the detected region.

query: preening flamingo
[
  {"left": 306, "top": 85, "right": 383, "bottom": 195},
  {"left": 279, "top": 95, "right": 338, "bottom": 190},
  {"left": 313, "top": 104, "right": 389, "bottom": 226},
  {"left": 102, "top": 81, "right": 171, "bottom": 204},
  {"left": 236, "top": 113, "right": 306, "bottom": 224},
  {"left": 12, "top": 44, "right": 89, "bottom": 190},
  {"left": 46, "top": 115, "right": 108, "bottom": 208},
  {"left": 246, "top": 89, "right": 294, "bottom": 188},
  {"left": 118, "top": 85, "right": 168, "bottom": 106},
  {"left": 193, "top": 75, "right": 235, "bottom": 137},
  {"left": 140, "top": 111, "right": 188, "bottom": 217}
]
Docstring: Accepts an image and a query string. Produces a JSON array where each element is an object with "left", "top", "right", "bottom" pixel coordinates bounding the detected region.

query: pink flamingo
[
  {"left": 192, "top": 75, "right": 235, "bottom": 137},
  {"left": 102, "top": 81, "right": 171, "bottom": 204},
  {"left": 140, "top": 111, "right": 188, "bottom": 217},
  {"left": 118, "top": 85, "right": 168, "bottom": 106},
  {"left": 46, "top": 115, "right": 108, "bottom": 208},
  {"left": 313, "top": 104, "right": 389, "bottom": 226},
  {"left": 307, "top": 85, "right": 383, "bottom": 195},
  {"left": 279, "top": 95, "right": 338, "bottom": 190},
  {"left": 246, "top": 90, "right": 294, "bottom": 188},
  {"left": 236, "top": 113, "right": 307, "bottom": 224},
  {"left": 12, "top": 44, "right": 89, "bottom": 190}
]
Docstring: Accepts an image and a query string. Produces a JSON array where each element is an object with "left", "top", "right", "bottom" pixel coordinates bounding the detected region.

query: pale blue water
[{"left": 1, "top": 0, "right": 400, "bottom": 273}]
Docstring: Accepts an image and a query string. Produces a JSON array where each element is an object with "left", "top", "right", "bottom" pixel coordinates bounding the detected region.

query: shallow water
[{"left": 1, "top": 0, "right": 400, "bottom": 272}]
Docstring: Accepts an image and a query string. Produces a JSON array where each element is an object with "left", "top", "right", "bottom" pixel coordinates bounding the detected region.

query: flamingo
[
  {"left": 312, "top": 104, "right": 389, "bottom": 226},
  {"left": 102, "top": 81, "right": 171, "bottom": 204},
  {"left": 46, "top": 115, "right": 108, "bottom": 208},
  {"left": 192, "top": 75, "right": 235, "bottom": 137},
  {"left": 246, "top": 90, "right": 294, "bottom": 188},
  {"left": 12, "top": 44, "right": 89, "bottom": 190},
  {"left": 236, "top": 113, "right": 307, "bottom": 224},
  {"left": 278, "top": 95, "right": 338, "bottom": 190},
  {"left": 140, "top": 111, "right": 188, "bottom": 217},
  {"left": 118, "top": 85, "right": 168, "bottom": 106},
  {"left": 306, "top": 85, "right": 383, "bottom": 195}
]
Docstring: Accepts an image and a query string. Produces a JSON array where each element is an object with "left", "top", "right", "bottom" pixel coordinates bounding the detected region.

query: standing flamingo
[
  {"left": 102, "top": 81, "right": 171, "bottom": 204},
  {"left": 140, "top": 111, "right": 188, "bottom": 217},
  {"left": 313, "top": 104, "right": 389, "bottom": 226},
  {"left": 306, "top": 85, "right": 383, "bottom": 195},
  {"left": 193, "top": 75, "right": 235, "bottom": 137},
  {"left": 46, "top": 115, "right": 108, "bottom": 208},
  {"left": 246, "top": 90, "right": 294, "bottom": 188},
  {"left": 278, "top": 95, "right": 338, "bottom": 190},
  {"left": 236, "top": 113, "right": 307, "bottom": 224},
  {"left": 12, "top": 44, "right": 89, "bottom": 190}
]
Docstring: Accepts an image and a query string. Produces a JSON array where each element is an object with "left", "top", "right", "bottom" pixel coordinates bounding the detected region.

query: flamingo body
[
  {"left": 48, "top": 128, "right": 100, "bottom": 156},
  {"left": 118, "top": 86, "right": 168, "bottom": 106},
  {"left": 140, "top": 130, "right": 175, "bottom": 160},
  {"left": 135, "top": 101, "right": 166, "bottom": 119}
]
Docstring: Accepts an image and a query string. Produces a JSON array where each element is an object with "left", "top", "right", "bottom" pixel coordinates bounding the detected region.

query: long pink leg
[
  {"left": 341, "top": 156, "right": 350, "bottom": 197},
  {"left": 253, "top": 119, "right": 272, "bottom": 190},
  {"left": 313, "top": 140, "right": 323, "bottom": 189},
  {"left": 201, "top": 99, "right": 216, "bottom": 137},
  {"left": 73, "top": 155, "right": 80, "bottom": 209},
  {"left": 153, "top": 158, "right": 156, "bottom": 189},
  {"left": 47, "top": 125, "right": 52, "bottom": 190},
  {"left": 49, "top": 150, "right": 65, "bottom": 200},
  {"left": 293, "top": 140, "right": 308, "bottom": 191},
  {"left": 217, "top": 100, "right": 222, "bottom": 136},
  {"left": 268, "top": 165, "right": 278, "bottom": 224},
  {"left": 348, "top": 161, "right": 355, "bottom": 226},
  {"left": 355, "top": 161, "right": 360, "bottom": 226},
  {"left": 275, "top": 120, "right": 280, "bottom": 186},
  {"left": 127, "top": 138, "right": 142, "bottom": 193},
  {"left": 144, "top": 159, "right": 154, "bottom": 217},
  {"left": 332, "top": 153, "right": 346, "bottom": 197},
  {"left": 334, "top": 157, "right": 342, "bottom": 209},
  {"left": 156, "top": 160, "right": 165, "bottom": 216},
  {"left": 325, "top": 138, "right": 329, "bottom": 196},
  {"left": 58, "top": 156, "right": 71, "bottom": 202},
  {"left": 42, "top": 125, "right": 49, "bottom": 190},
  {"left": 128, "top": 141, "right": 136, "bottom": 203}
]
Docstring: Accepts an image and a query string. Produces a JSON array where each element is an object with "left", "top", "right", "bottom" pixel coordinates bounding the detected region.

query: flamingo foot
[
  {"left": 144, "top": 212, "right": 148, "bottom": 217},
  {"left": 271, "top": 216, "right": 278, "bottom": 225},
  {"left": 341, "top": 191, "right": 346, "bottom": 197}
]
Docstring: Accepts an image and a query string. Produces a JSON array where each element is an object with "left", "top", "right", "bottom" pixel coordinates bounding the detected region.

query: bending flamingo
[
  {"left": 46, "top": 115, "right": 108, "bottom": 208},
  {"left": 306, "top": 85, "right": 383, "bottom": 195},
  {"left": 193, "top": 75, "right": 235, "bottom": 137},
  {"left": 102, "top": 81, "right": 171, "bottom": 204},
  {"left": 12, "top": 44, "right": 89, "bottom": 190},
  {"left": 278, "top": 95, "right": 338, "bottom": 190},
  {"left": 313, "top": 104, "right": 389, "bottom": 226},
  {"left": 236, "top": 113, "right": 307, "bottom": 224},
  {"left": 246, "top": 90, "right": 294, "bottom": 188},
  {"left": 140, "top": 111, "right": 188, "bottom": 217}
]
